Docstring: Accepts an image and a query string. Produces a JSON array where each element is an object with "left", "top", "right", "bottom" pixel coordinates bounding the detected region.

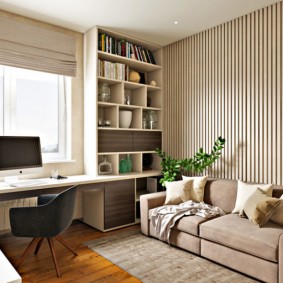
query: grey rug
[{"left": 85, "top": 230, "right": 259, "bottom": 283}]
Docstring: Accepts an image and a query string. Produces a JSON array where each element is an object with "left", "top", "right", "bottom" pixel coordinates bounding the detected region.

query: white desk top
[
  {"left": 0, "top": 171, "right": 161, "bottom": 194},
  {"left": 0, "top": 250, "right": 21, "bottom": 283}
]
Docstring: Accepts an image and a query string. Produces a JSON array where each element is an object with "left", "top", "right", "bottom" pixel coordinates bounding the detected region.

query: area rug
[{"left": 84, "top": 230, "right": 259, "bottom": 283}]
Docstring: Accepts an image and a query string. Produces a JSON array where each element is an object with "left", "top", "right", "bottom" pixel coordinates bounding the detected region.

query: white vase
[{"left": 119, "top": 110, "right": 132, "bottom": 128}]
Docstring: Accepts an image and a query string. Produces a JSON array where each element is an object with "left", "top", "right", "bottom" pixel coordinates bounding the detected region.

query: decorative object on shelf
[
  {"left": 98, "top": 117, "right": 104, "bottom": 127},
  {"left": 139, "top": 72, "right": 146, "bottom": 84},
  {"left": 104, "top": 120, "right": 111, "bottom": 127},
  {"left": 143, "top": 110, "right": 157, "bottom": 129},
  {"left": 155, "top": 136, "right": 226, "bottom": 186},
  {"left": 98, "top": 83, "right": 111, "bottom": 102},
  {"left": 149, "top": 80, "right": 157, "bottom": 87},
  {"left": 142, "top": 117, "right": 147, "bottom": 129},
  {"left": 119, "top": 159, "right": 128, "bottom": 173},
  {"left": 98, "top": 156, "right": 112, "bottom": 175},
  {"left": 148, "top": 110, "right": 157, "bottom": 129},
  {"left": 124, "top": 90, "right": 131, "bottom": 105},
  {"left": 143, "top": 153, "right": 153, "bottom": 170},
  {"left": 129, "top": 71, "right": 140, "bottom": 83},
  {"left": 126, "top": 154, "right": 132, "bottom": 172},
  {"left": 119, "top": 110, "right": 132, "bottom": 128}
]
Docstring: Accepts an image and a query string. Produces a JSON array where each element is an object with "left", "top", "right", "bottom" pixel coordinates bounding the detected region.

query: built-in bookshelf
[
  {"left": 84, "top": 26, "right": 163, "bottom": 178},
  {"left": 84, "top": 26, "right": 163, "bottom": 229}
]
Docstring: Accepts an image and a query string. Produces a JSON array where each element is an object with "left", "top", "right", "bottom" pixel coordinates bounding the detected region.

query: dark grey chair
[{"left": 9, "top": 185, "right": 78, "bottom": 277}]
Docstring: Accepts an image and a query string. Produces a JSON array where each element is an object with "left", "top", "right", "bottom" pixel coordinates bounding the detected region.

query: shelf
[
  {"left": 98, "top": 151, "right": 157, "bottom": 155},
  {"left": 98, "top": 77, "right": 122, "bottom": 85},
  {"left": 98, "top": 127, "right": 162, "bottom": 132},
  {"left": 98, "top": 102, "right": 159, "bottom": 111},
  {"left": 147, "top": 85, "right": 162, "bottom": 92},
  {"left": 98, "top": 152, "right": 161, "bottom": 176},
  {"left": 98, "top": 102, "right": 117, "bottom": 107},
  {"left": 98, "top": 51, "right": 161, "bottom": 72},
  {"left": 142, "top": 106, "right": 162, "bottom": 111},
  {"left": 96, "top": 170, "right": 161, "bottom": 178},
  {"left": 98, "top": 76, "right": 161, "bottom": 91},
  {"left": 98, "top": 103, "right": 161, "bottom": 111},
  {"left": 119, "top": 105, "right": 141, "bottom": 110},
  {"left": 124, "top": 81, "right": 146, "bottom": 90}
]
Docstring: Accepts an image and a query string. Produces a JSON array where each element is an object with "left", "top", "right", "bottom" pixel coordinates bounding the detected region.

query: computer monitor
[{"left": 0, "top": 136, "right": 43, "bottom": 181}]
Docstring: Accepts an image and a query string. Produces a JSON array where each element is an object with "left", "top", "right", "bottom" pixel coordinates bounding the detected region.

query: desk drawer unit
[{"left": 83, "top": 179, "right": 135, "bottom": 231}]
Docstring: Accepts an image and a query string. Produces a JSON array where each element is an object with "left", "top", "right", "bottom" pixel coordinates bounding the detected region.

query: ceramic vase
[{"left": 119, "top": 110, "right": 132, "bottom": 128}]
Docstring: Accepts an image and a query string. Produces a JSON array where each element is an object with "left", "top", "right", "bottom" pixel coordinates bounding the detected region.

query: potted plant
[{"left": 156, "top": 136, "right": 226, "bottom": 186}]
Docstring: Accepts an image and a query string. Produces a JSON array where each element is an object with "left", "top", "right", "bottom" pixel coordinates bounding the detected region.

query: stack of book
[
  {"left": 98, "top": 60, "right": 129, "bottom": 81},
  {"left": 98, "top": 33, "right": 156, "bottom": 64}
]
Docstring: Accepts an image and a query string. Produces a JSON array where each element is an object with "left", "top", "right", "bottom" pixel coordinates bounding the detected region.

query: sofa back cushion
[
  {"left": 203, "top": 179, "right": 283, "bottom": 214},
  {"left": 203, "top": 178, "right": 237, "bottom": 213}
]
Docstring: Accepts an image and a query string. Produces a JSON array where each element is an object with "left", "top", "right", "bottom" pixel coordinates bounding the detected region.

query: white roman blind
[{"left": 0, "top": 16, "right": 77, "bottom": 77}]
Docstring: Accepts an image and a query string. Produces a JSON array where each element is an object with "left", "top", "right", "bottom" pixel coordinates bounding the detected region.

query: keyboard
[{"left": 9, "top": 179, "right": 48, "bottom": 187}]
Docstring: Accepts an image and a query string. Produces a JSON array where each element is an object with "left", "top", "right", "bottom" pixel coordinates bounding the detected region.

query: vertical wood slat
[{"left": 163, "top": 2, "right": 283, "bottom": 185}]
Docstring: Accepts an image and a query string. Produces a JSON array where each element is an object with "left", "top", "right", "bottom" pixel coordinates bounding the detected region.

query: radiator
[{"left": 0, "top": 197, "right": 37, "bottom": 231}]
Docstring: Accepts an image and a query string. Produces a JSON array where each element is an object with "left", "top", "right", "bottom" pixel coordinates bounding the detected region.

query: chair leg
[
  {"left": 47, "top": 237, "right": 61, "bottom": 278},
  {"left": 34, "top": 238, "right": 44, "bottom": 254},
  {"left": 16, "top": 237, "right": 40, "bottom": 268},
  {"left": 55, "top": 235, "right": 78, "bottom": 256}
]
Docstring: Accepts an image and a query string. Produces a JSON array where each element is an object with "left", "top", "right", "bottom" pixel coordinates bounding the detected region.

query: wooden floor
[{"left": 0, "top": 221, "right": 142, "bottom": 283}]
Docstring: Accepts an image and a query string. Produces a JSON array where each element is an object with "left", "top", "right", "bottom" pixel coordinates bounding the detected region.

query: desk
[
  {"left": 0, "top": 171, "right": 160, "bottom": 231},
  {"left": 0, "top": 171, "right": 160, "bottom": 201},
  {"left": 0, "top": 250, "right": 21, "bottom": 283}
]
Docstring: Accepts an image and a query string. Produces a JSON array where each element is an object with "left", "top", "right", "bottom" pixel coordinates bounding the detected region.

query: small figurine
[{"left": 149, "top": 80, "right": 157, "bottom": 87}]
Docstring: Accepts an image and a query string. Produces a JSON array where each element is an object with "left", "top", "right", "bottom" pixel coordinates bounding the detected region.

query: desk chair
[{"left": 9, "top": 185, "right": 78, "bottom": 277}]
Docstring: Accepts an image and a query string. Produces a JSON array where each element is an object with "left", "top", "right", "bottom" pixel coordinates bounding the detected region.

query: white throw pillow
[
  {"left": 182, "top": 175, "right": 208, "bottom": 202},
  {"left": 164, "top": 180, "right": 194, "bottom": 205},
  {"left": 232, "top": 180, "right": 273, "bottom": 214}
]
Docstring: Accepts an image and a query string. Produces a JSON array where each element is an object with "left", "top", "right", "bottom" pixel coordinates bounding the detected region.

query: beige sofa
[{"left": 140, "top": 178, "right": 283, "bottom": 283}]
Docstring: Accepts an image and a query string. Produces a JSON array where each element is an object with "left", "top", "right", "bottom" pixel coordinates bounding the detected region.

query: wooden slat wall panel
[{"left": 163, "top": 2, "right": 283, "bottom": 184}]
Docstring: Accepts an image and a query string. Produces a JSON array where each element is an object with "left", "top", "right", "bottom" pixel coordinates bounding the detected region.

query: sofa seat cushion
[
  {"left": 174, "top": 215, "right": 218, "bottom": 236},
  {"left": 200, "top": 214, "right": 283, "bottom": 262},
  {"left": 149, "top": 208, "right": 217, "bottom": 236}
]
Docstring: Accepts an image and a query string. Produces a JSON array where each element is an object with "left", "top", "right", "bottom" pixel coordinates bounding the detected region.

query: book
[{"left": 98, "top": 32, "right": 156, "bottom": 65}]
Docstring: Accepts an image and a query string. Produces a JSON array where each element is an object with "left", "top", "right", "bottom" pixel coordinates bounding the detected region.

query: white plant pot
[{"left": 119, "top": 110, "right": 132, "bottom": 128}]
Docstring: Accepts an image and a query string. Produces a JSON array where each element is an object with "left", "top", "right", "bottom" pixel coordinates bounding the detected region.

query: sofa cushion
[
  {"left": 241, "top": 188, "right": 281, "bottom": 227},
  {"left": 174, "top": 215, "right": 218, "bottom": 236},
  {"left": 149, "top": 209, "right": 216, "bottom": 237},
  {"left": 203, "top": 179, "right": 238, "bottom": 213},
  {"left": 164, "top": 180, "right": 193, "bottom": 205},
  {"left": 200, "top": 214, "right": 283, "bottom": 262},
  {"left": 232, "top": 180, "right": 273, "bottom": 213},
  {"left": 182, "top": 175, "right": 208, "bottom": 202}
]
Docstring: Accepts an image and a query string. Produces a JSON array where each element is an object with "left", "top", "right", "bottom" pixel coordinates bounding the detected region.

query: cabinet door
[{"left": 104, "top": 179, "right": 135, "bottom": 229}]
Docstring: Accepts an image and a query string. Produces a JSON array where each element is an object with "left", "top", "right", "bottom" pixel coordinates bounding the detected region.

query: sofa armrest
[
  {"left": 279, "top": 234, "right": 283, "bottom": 282},
  {"left": 140, "top": 192, "right": 166, "bottom": 236}
]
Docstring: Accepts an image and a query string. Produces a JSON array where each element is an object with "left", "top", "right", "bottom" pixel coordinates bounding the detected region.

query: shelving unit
[{"left": 84, "top": 26, "right": 163, "bottom": 229}]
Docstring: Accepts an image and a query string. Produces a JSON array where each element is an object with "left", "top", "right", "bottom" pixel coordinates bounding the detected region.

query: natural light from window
[{"left": 0, "top": 65, "right": 70, "bottom": 162}]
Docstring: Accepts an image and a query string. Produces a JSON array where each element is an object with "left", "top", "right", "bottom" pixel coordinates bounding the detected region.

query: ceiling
[{"left": 0, "top": 0, "right": 280, "bottom": 46}]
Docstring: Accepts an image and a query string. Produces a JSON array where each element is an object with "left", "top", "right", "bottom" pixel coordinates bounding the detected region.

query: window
[{"left": 0, "top": 65, "right": 71, "bottom": 162}]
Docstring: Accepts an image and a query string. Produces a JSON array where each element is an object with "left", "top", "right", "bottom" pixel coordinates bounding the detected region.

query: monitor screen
[{"left": 0, "top": 136, "right": 43, "bottom": 178}]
